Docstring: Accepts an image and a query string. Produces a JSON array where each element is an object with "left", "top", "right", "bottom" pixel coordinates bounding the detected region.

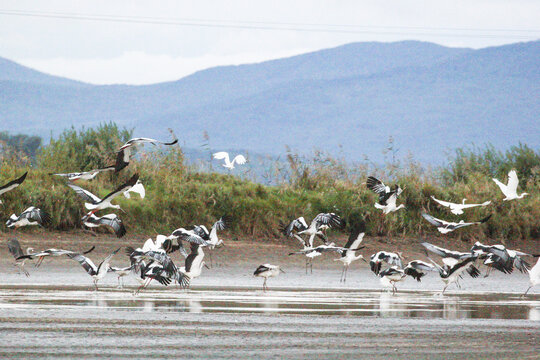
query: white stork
[
  {"left": 68, "top": 174, "right": 139, "bottom": 215},
  {"left": 369, "top": 251, "right": 403, "bottom": 275},
  {"left": 253, "top": 264, "right": 284, "bottom": 291},
  {"left": 7, "top": 239, "right": 33, "bottom": 276},
  {"left": 366, "top": 176, "right": 405, "bottom": 214},
  {"left": 82, "top": 213, "right": 127, "bottom": 238},
  {"left": 523, "top": 256, "right": 540, "bottom": 296},
  {"left": 334, "top": 228, "right": 367, "bottom": 283},
  {"left": 429, "top": 254, "right": 479, "bottom": 294},
  {"left": 179, "top": 244, "right": 209, "bottom": 288},
  {"left": 212, "top": 152, "right": 247, "bottom": 169},
  {"left": 0, "top": 172, "right": 27, "bottom": 204},
  {"left": 66, "top": 248, "right": 120, "bottom": 290},
  {"left": 431, "top": 196, "right": 491, "bottom": 215},
  {"left": 50, "top": 167, "right": 114, "bottom": 182},
  {"left": 422, "top": 213, "right": 491, "bottom": 234},
  {"left": 6, "top": 207, "right": 51, "bottom": 228},
  {"left": 115, "top": 137, "right": 178, "bottom": 172},
  {"left": 17, "top": 245, "right": 95, "bottom": 268},
  {"left": 492, "top": 170, "right": 529, "bottom": 201}
]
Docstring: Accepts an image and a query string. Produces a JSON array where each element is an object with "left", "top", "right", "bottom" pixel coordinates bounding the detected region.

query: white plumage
[
  {"left": 492, "top": 170, "right": 529, "bottom": 201},
  {"left": 212, "top": 151, "right": 247, "bottom": 169},
  {"left": 431, "top": 196, "right": 491, "bottom": 215}
]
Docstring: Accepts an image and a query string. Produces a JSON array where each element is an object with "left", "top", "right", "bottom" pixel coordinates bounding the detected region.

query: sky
[{"left": 1, "top": 0, "right": 539, "bottom": 84}]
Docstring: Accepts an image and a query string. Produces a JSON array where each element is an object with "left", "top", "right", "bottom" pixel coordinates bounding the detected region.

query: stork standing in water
[
  {"left": 421, "top": 213, "right": 491, "bottom": 234},
  {"left": 212, "top": 152, "right": 247, "bottom": 169},
  {"left": 68, "top": 174, "right": 139, "bottom": 215},
  {"left": 180, "top": 244, "right": 209, "bottom": 289},
  {"left": 366, "top": 176, "right": 405, "bottom": 214},
  {"left": 289, "top": 243, "right": 357, "bottom": 274},
  {"left": 335, "top": 228, "right": 367, "bottom": 283},
  {"left": 379, "top": 267, "right": 406, "bottom": 294},
  {"left": 6, "top": 207, "right": 51, "bottom": 228},
  {"left": 0, "top": 172, "right": 27, "bottom": 204},
  {"left": 492, "top": 170, "right": 529, "bottom": 201},
  {"left": 7, "top": 239, "right": 33, "bottom": 276},
  {"left": 17, "top": 246, "right": 95, "bottom": 268},
  {"left": 115, "top": 136, "right": 178, "bottom": 172},
  {"left": 430, "top": 196, "right": 491, "bottom": 215},
  {"left": 50, "top": 167, "right": 114, "bottom": 182},
  {"left": 66, "top": 248, "right": 120, "bottom": 290},
  {"left": 523, "top": 256, "right": 540, "bottom": 296},
  {"left": 191, "top": 217, "right": 227, "bottom": 267},
  {"left": 253, "top": 264, "right": 284, "bottom": 291},
  {"left": 108, "top": 265, "right": 134, "bottom": 288}
]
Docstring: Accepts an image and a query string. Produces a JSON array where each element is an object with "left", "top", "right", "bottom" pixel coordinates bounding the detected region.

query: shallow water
[
  {"left": 0, "top": 286, "right": 538, "bottom": 320},
  {"left": 0, "top": 286, "right": 538, "bottom": 359}
]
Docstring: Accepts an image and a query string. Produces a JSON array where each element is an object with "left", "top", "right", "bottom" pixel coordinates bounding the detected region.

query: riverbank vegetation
[{"left": 1, "top": 123, "right": 538, "bottom": 242}]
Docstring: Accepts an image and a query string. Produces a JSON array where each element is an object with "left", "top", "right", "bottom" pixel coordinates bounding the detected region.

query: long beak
[
  {"left": 119, "top": 208, "right": 127, "bottom": 214},
  {"left": 280, "top": 269, "right": 286, "bottom": 274},
  {"left": 361, "top": 257, "right": 367, "bottom": 263},
  {"left": 204, "top": 264, "right": 210, "bottom": 269}
]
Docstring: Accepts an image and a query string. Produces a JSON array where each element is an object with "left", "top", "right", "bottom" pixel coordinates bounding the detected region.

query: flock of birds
[{"left": 1, "top": 135, "right": 538, "bottom": 296}]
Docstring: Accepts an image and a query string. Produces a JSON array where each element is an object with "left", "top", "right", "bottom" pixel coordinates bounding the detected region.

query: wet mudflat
[{"left": 0, "top": 285, "right": 538, "bottom": 359}]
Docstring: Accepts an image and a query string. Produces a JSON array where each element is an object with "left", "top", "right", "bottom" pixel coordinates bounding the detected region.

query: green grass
[{"left": 0, "top": 124, "right": 538, "bottom": 241}]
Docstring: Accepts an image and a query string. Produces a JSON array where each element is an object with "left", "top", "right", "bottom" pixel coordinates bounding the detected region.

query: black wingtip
[
  {"left": 479, "top": 214, "right": 492, "bottom": 223},
  {"left": 125, "top": 246, "right": 136, "bottom": 256},
  {"left": 83, "top": 246, "right": 96, "bottom": 255},
  {"left": 164, "top": 139, "right": 178, "bottom": 146}
]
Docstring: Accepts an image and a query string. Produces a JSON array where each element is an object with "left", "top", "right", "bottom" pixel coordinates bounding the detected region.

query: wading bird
[
  {"left": 66, "top": 248, "right": 120, "bottom": 290},
  {"left": 50, "top": 167, "right": 114, "bottom": 182},
  {"left": 82, "top": 213, "right": 127, "bottom": 238},
  {"left": 17, "top": 246, "right": 95, "bottom": 268},
  {"left": 431, "top": 196, "right": 491, "bottom": 215},
  {"left": 0, "top": 172, "right": 27, "bottom": 204},
  {"left": 429, "top": 254, "right": 479, "bottom": 294},
  {"left": 421, "top": 242, "right": 481, "bottom": 278},
  {"left": 68, "top": 174, "right": 139, "bottom": 215},
  {"left": 123, "top": 179, "right": 145, "bottom": 199},
  {"left": 370, "top": 251, "right": 403, "bottom": 275},
  {"left": 523, "top": 256, "right": 540, "bottom": 296},
  {"left": 253, "top": 264, "right": 284, "bottom": 291},
  {"left": 421, "top": 213, "right": 491, "bottom": 234},
  {"left": 212, "top": 152, "right": 247, "bottom": 169},
  {"left": 6, "top": 207, "right": 51, "bottom": 228},
  {"left": 379, "top": 267, "right": 406, "bottom": 294},
  {"left": 108, "top": 265, "right": 134, "bottom": 288},
  {"left": 403, "top": 260, "right": 435, "bottom": 281},
  {"left": 492, "top": 170, "right": 529, "bottom": 201},
  {"left": 470, "top": 241, "right": 515, "bottom": 276},
  {"left": 366, "top": 176, "right": 405, "bottom": 214},
  {"left": 289, "top": 243, "right": 359, "bottom": 274},
  {"left": 115, "top": 137, "right": 178, "bottom": 172},
  {"left": 282, "top": 213, "right": 343, "bottom": 248},
  {"left": 7, "top": 239, "right": 33, "bottom": 276},
  {"left": 335, "top": 228, "right": 367, "bottom": 283},
  {"left": 179, "top": 244, "right": 209, "bottom": 288},
  {"left": 192, "top": 217, "right": 227, "bottom": 267}
]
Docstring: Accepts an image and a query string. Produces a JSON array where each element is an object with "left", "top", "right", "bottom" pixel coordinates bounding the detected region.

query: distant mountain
[
  {"left": 0, "top": 57, "right": 85, "bottom": 87},
  {"left": 0, "top": 40, "right": 538, "bottom": 163}
]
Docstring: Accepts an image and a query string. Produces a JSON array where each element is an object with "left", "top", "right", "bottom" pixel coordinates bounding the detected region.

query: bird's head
[
  {"left": 26, "top": 247, "right": 35, "bottom": 254},
  {"left": 462, "top": 198, "right": 467, "bottom": 204}
]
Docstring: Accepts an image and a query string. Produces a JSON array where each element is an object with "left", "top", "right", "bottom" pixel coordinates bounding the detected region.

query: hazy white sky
[{"left": 1, "top": 0, "right": 539, "bottom": 84}]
